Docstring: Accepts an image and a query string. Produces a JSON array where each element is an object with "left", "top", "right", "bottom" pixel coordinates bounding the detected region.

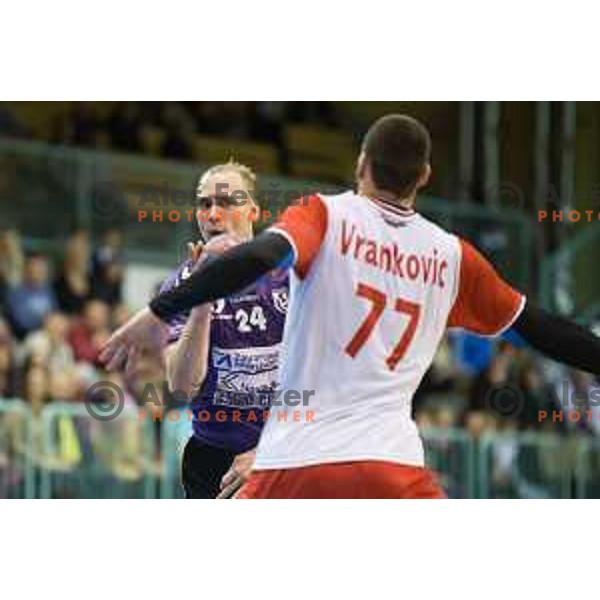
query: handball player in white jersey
[{"left": 102, "top": 115, "right": 600, "bottom": 498}]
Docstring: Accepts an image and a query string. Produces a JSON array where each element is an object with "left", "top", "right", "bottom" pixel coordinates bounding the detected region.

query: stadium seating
[
  {"left": 284, "top": 124, "right": 355, "bottom": 183},
  {"left": 194, "top": 135, "right": 279, "bottom": 174}
]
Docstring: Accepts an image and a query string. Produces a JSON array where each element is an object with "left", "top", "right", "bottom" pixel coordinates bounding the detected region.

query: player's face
[{"left": 196, "top": 171, "right": 256, "bottom": 241}]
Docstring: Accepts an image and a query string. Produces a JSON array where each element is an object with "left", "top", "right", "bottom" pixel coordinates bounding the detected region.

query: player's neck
[{"left": 358, "top": 184, "right": 416, "bottom": 211}]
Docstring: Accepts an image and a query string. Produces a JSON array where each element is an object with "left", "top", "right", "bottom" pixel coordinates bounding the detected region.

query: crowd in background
[
  {"left": 414, "top": 336, "right": 600, "bottom": 437},
  {"left": 1, "top": 227, "right": 599, "bottom": 497},
  {"left": 0, "top": 227, "right": 177, "bottom": 497},
  {"left": 0, "top": 228, "right": 127, "bottom": 403},
  {"left": 0, "top": 102, "right": 340, "bottom": 172},
  {"left": 414, "top": 328, "right": 600, "bottom": 497}
]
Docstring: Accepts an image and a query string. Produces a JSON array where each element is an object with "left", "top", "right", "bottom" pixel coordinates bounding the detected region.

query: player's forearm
[
  {"left": 512, "top": 303, "right": 600, "bottom": 375},
  {"left": 165, "top": 306, "right": 212, "bottom": 398},
  {"left": 150, "top": 232, "right": 293, "bottom": 320}
]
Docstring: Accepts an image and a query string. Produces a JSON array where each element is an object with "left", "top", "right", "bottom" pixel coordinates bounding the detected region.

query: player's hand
[
  {"left": 204, "top": 233, "right": 241, "bottom": 256},
  {"left": 99, "top": 307, "right": 168, "bottom": 376},
  {"left": 217, "top": 449, "right": 255, "bottom": 499},
  {"left": 188, "top": 234, "right": 241, "bottom": 274},
  {"left": 187, "top": 241, "right": 204, "bottom": 263}
]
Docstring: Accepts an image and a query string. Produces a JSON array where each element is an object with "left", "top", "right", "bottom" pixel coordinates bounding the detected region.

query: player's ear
[
  {"left": 416, "top": 163, "right": 431, "bottom": 190},
  {"left": 355, "top": 151, "right": 367, "bottom": 181}
]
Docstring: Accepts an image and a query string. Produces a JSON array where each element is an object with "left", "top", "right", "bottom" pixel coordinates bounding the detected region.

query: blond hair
[{"left": 197, "top": 158, "right": 257, "bottom": 192}]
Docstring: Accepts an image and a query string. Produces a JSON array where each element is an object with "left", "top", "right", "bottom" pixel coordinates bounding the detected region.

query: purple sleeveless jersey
[{"left": 159, "top": 260, "right": 289, "bottom": 454}]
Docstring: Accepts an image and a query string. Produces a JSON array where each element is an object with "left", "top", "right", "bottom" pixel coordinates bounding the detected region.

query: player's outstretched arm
[
  {"left": 100, "top": 233, "right": 292, "bottom": 372},
  {"left": 149, "top": 232, "right": 293, "bottom": 321},
  {"left": 512, "top": 303, "right": 600, "bottom": 375},
  {"left": 448, "top": 237, "right": 599, "bottom": 376}
]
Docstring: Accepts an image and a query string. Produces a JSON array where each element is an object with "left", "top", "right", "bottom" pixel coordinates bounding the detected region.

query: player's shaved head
[
  {"left": 360, "top": 114, "right": 431, "bottom": 199},
  {"left": 198, "top": 159, "right": 256, "bottom": 192}
]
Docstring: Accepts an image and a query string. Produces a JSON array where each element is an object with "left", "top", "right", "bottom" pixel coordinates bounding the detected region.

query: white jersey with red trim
[{"left": 254, "top": 190, "right": 525, "bottom": 470}]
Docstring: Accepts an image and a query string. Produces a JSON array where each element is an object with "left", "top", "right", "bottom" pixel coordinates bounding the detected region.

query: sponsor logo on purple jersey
[{"left": 159, "top": 260, "right": 288, "bottom": 453}]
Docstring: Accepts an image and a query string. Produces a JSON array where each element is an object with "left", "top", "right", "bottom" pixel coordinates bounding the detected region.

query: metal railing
[
  {"left": 3, "top": 399, "right": 600, "bottom": 498},
  {"left": 539, "top": 223, "right": 600, "bottom": 324},
  {"left": 0, "top": 399, "right": 34, "bottom": 498},
  {"left": 421, "top": 428, "right": 475, "bottom": 498},
  {"left": 160, "top": 413, "right": 192, "bottom": 499},
  {"left": 477, "top": 432, "right": 573, "bottom": 499}
]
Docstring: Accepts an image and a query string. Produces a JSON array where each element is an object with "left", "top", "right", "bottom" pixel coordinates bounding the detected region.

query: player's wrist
[
  {"left": 143, "top": 305, "right": 165, "bottom": 324},
  {"left": 189, "top": 303, "right": 212, "bottom": 321}
]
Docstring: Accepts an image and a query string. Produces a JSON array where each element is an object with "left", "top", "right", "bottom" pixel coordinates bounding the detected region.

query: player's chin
[{"left": 204, "top": 228, "right": 227, "bottom": 240}]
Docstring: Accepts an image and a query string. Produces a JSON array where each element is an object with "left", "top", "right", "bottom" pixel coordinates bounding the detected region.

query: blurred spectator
[
  {"left": 54, "top": 230, "right": 92, "bottom": 314},
  {"left": 561, "top": 369, "right": 600, "bottom": 435},
  {"left": 89, "top": 371, "right": 146, "bottom": 488},
  {"left": 112, "top": 303, "right": 131, "bottom": 329},
  {"left": 452, "top": 330, "right": 495, "bottom": 376},
  {"left": 194, "top": 102, "right": 229, "bottom": 135},
  {"left": 288, "top": 101, "right": 338, "bottom": 127},
  {"left": 93, "top": 229, "right": 123, "bottom": 270},
  {"left": 91, "top": 229, "right": 124, "bottom": 306},
  {"left": 414, "top": 335, "right": 460, "bottom": 413},
  {"left": 431, "top": 405, "right": 458, "bottom": 430},
  {"left": 424, "top": 405, "right": 467, "bottom": 497},
  {"left": 466, "top": 341, "right": 517, "bottom": 417},
  {"left": 489, "top": 433, "right": 520, "bottom": 497},
  {"left": 21, "top": 312, "right": 75, "bottom": 372},
  {"left": 138, "top": 102, "right": 163, "bottom": 126},
  {"left": 0, "top": 229, "right": 24, "bottom": 286},
  {"left": 251, "top": 102, "right": 288, "bottom": 170},
  {"left": 86, "top": 371, "right": 135, "bottom": 421},
  {"left": 415, "top": 409, "right": 434, "bottom": 431},
  {"left": 108, "top": 102, "right": 142, "bottom": 152},
  {"left": 518, "top": 360, "right": 563, "bottom": 431},
  {"left": 23, "top": 359, "right": 83, "bottom": 481},
  {"left": 22, "top": 362, "right": 50, "bottom": 416},
  {"left": 160, "top": 103, "right": 195, "bottom": 159},
  {"left": 53, "top": 102, "right": 100, "bottom": 147},
  {"left": 464, "top": 410, "right": 497, "bottom": 441},
  {"left": 48, "top": 367, "right": 82, "bottom": 403},
  {"left": 92, "top": 255, "right": 123, "bottom": 306},
  {"left": 161, "top": 120, "right": 194, "bottom": 160},
  {"left": 71, "top": 102, "right": 100, "bottom": 147},
  {"left": 581, "top": 372, "right": 600, "bottom": 436},
  {"left": 251, "top": 102, "right": 286, "bottom": 144},
  {"left": 68, "top": 299, "right": 111, "bottom": 365},
  {"left": 5, "top": 254, "right": 57, "bottom": 339},
  {"left": 0, "top": 318, "right": 19, "bottom": 398},
  {"left": 0, "top": 229, "right": 24, "bottom": 308},
  {"left": 221, "top": 103, "right": 251, "bottom": 139},
  {"left": 0, "top": 107, "right": 29, "bottom": 138}
]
